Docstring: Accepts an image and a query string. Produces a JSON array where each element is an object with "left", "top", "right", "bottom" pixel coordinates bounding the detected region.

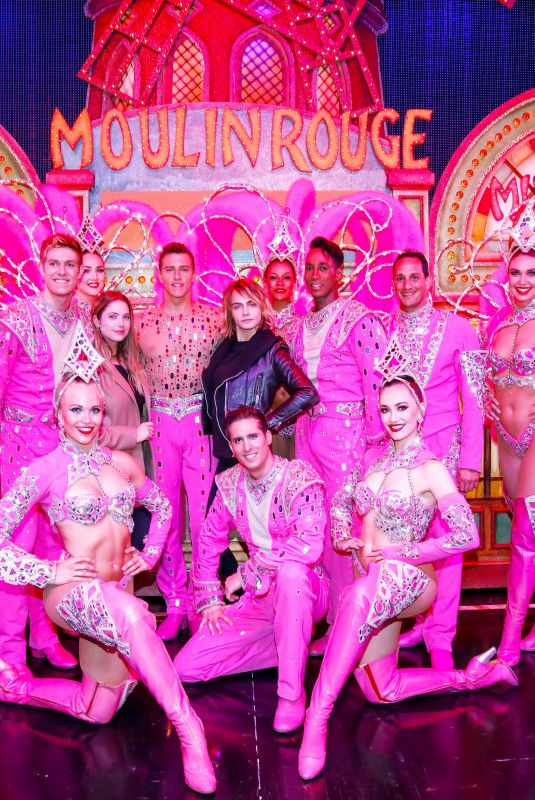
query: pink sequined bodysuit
[
  {"left": 136, "top": 303, "right": 221, "bottom": 622},
  {"left": 488, "top": 298, "right": 535, "bottom": 457}
]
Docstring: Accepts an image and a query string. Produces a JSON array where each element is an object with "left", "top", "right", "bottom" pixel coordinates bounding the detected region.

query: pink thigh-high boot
[
  {"left": 55, "top": 579, "right": 216, "bottom": 795},
  {"left": 0, "top": 660, "right": 136, "bottom": 722},
  {"left": 354, "top": 648, "right": 517, "bottom": 704},
  {"left": 298, "top": 561, "right": 429, "bottom": 780},
  {"left": 498, "top": 495, "right": 535, "bottom": 667}
]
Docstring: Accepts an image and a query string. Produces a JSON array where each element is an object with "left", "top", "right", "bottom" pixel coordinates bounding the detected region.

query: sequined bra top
[
  {"left": 47, "top": 436, "right": 136, "bottom": 533},
  {"left": 49, "top": 488, "right": 135, "bottom": 533},
  {"left": 489, "top": 300, "right": 535, "bottom": 390},
  {"left": 353, "top": 481, "right": 435, "bottom": 544},
  {"left": 489, "top": 349, "right": 535, "bottom": 389}
]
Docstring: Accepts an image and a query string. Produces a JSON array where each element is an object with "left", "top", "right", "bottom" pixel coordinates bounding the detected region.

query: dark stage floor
[{"left": 1, "top": 597, "right": 534, "bottom": 800}]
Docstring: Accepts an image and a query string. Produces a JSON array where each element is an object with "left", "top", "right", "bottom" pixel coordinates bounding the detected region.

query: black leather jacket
[{"left": 202, "top": 328, "right": 319, "bottom": 459}]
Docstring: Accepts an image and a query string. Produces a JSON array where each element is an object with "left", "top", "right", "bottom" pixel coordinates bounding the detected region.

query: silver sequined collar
[
  {"left": 497, "top": 298, "right": 535, "bottom": 331},
  {"left": 368, "top": 435, "right": 435, "bottom": 476},
  {"left": 305, "top": 297, "right": 344, "bottom": 335},
  {"left": 274, "top": 303, "right": 297, "bottom": 329},
  {"left": 395, "top": 296, "right": 433, "bottom": 332},
  {"left": 244, "top": 456, "right": 285, "bottom": 504},
  {"left": 60, "top": 433, "right": 112, "bottom": 485},
  {"left": 32, "top": 294, "right": 77, "bottom": 336}
]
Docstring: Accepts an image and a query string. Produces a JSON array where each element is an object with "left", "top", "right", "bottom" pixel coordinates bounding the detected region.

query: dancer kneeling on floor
[
  {"left": 298, "top": 374, "right": 517, "bottom": 781},
  {"left": 175, "top": 405, "right": 329, "bottom": 735},
  {"left": 0, "top": 375, "right": 216, "bottom": 795}
]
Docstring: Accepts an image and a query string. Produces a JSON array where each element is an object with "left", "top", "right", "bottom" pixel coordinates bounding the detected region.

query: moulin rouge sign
[{"left": 50, "top": 105, "right": 433, "bottom": 174}]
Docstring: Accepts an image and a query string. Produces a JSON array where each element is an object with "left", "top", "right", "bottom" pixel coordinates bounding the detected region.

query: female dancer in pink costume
[
  {"left": 486, "top": 247, "right": 535, "bottom": 666},
  {"left": 0, "top": 377, "right": 216, "bottom": 794},
  {"left": 92, "top": 291, "right": 153, "bottom": 471},
  {"left": 76, "top": 251, "right": 107, "bottom": 312},
  {"left": 298, "top": 375, "right": 516, "bottom": 781},
  {"left": 263, "top": 257, "right": 298, "bottom": 330}
]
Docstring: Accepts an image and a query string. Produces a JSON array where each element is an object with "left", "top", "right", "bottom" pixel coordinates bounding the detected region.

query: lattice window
[
  {"left": 241, "top": 37, "right": 283, "bottom": 105},
  {"left": 172, "top": 36, "right": 204, "bottom": 103},
  {"left": 114, "top": 59, "right": 136, "bottom": 110},
  {"left": 316, "top": 65, "right": 341, "bottom": 118}
]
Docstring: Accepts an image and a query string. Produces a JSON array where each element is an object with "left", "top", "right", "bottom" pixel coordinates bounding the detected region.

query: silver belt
[
  {"left": 2, "top": 405, "right": 56, "bottom": 427},
  {"left": 309, "top": 400, "right": 364, "bottom": 419},
  {"left": 151, "top": 393, "right": 203, "bottom": 421}
]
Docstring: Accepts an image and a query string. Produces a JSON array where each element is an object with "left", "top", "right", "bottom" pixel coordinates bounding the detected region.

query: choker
[
  {"left": 60, "top": 433, "right": 111, "bottom": 485},
  {"left": 32, "top": 295, "right": 77, "bottom": 336},
  {"left": 244, "top": 457, "right": 285, "bottom": 504}
]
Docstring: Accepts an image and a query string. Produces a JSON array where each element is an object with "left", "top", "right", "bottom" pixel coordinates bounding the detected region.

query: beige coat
[{"left": 98, "top": 365, "right": 154, "bottom": 478}]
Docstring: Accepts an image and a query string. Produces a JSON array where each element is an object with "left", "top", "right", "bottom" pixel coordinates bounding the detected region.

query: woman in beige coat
[{"left": 93, "top": 291, "right": 154, "bottom": 547}]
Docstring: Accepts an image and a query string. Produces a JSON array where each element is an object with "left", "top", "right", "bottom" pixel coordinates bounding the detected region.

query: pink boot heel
[{"left": 463, "top": 647, "right": 518, "bottom": 690}]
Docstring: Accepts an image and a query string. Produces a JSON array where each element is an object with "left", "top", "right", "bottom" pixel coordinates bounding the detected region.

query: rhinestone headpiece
[
  {"left": 376, "top": 342, "right": 427, "bottom": 417},
  {"left": 508, "top": 198, "right": 535, "bottom": 254},
  {"left": 55, "top": 321, "right": 105, "bottom": 409},
  {"left": 77, "top": 214, "right": 105, "bottom": 255}
]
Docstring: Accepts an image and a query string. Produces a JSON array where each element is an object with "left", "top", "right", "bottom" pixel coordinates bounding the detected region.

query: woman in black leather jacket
[{"left": 202, "top": 278, "right": 319, "bottom": 505}]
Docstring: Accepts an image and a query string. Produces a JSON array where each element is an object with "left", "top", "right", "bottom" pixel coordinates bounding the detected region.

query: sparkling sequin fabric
[
  {"left": 358, "top": 561, "right": 430, "bottom": 642},
  {"left": 136, "top": 304, "right": 221, "bottom": 399},
  {"left": 489, "top": 300, "right": 535, "bottom": 390},
  {"left": 440, "top": 500, "right": 479, "bottom": 549},
  {"left": 331, "top": 437, "right": 437, "bottom": 548},
  {"left": 0, "top": 473, "right": 40, "bottom": 539},
  {"left": 56, "top": 579, "right": 130, "bottom": 657},
  {"left": 31, "top": 295, "right": 77, "bottom": 337},
  {"left": 48, "top": 491, "right": 135, "bottom": 532},
  {"left": 459, "top": 350, "right": 487, "bottom": 415},
  {"left": 394, "top": 301, "right": 448, "bottom": 387},
  {"left": 0, "top": 542, "right": 56, "bottom": 588}
]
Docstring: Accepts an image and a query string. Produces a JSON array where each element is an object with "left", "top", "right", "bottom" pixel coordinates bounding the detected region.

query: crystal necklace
[
  {"left": 244, "top": 456, "right": 285, "bottom": 504},
  {"left": 60, "top": 432, "right": 111, "bottom": 488},
  {"left": 305, "top": 297, "right": 344, "bottom": 335},
  {"left": 32, "top": 294, "right": 77, "bottom": 336}
]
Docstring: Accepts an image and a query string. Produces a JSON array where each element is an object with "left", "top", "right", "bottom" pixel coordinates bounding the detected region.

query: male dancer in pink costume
[
  {"left": 174, "top": 406, "right": 329, "bottom": 734},
  {"left": 387, "top": 251, "right": 484, "bottom": 668},
  {"left": 284, "top": 237, "right": 387, "bottom": 654},
  {"left": 136, "top": 242, "right": 221, "bottom": 639},
  {"left": 0, "top": 233, "right": 91, "bottom": 671}
]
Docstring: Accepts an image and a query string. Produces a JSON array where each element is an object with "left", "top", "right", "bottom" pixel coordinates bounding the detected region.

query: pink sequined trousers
[
  {"left": 295, "top": 412, "right": 365, "bottom": 622},
  {"left": 175, "top": 563, "right": 329, "bottom": 701},
  {"left": 0, "top": 420, "right": 60, "bottom": 665},
  {"left": 151, "top": 409, "right": 216, "bottom": 623}
]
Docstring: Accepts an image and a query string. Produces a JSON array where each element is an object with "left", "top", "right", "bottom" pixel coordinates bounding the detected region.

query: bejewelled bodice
[
  {"left": 353, "top": 482, "right": 434, "bottom": 544},
  {"left": 331, "top": 436, "right": 438, "bottom": 547},
  {"left": 49, "top": 488, "right": 135, "bottom": 532},
  {"left": 489, "top": 300, "right": 535, "bottom": 390}
]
